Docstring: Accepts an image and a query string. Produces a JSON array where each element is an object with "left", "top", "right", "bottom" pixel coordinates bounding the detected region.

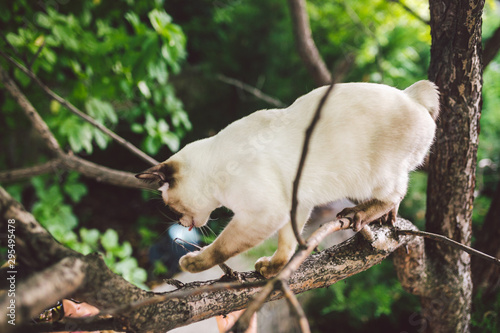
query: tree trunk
[{"left": 425, "top": 0, "right": 484, "bottom": 332}]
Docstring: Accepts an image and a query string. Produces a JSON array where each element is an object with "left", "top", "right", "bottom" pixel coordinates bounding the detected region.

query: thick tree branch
[
  {"left": 0, "top": 185, "right": 417, "bottom": 333},
  {"left": 0, "top": 51, "right": 159, "bottom": 166},
  {"left": 484, "top": 24, "right": 500, "bottom": 68},
  {"left": 287, "top": 0, "right": 332, "bottom": 86},
  {"left": 0, "top": 159, "right": 64, "bottom": 183},
  {"left": 0, "top": 257, "right": 86, "bottom": 326}
]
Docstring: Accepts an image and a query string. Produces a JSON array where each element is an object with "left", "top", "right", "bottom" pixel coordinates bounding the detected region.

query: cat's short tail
[{"left": 404, "top": 80, "right": 440, "bottom": 121}]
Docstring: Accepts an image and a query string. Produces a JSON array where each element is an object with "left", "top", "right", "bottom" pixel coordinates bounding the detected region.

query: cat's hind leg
[{"left": 337, "top": 198, "right": 400, "bottom": 232}]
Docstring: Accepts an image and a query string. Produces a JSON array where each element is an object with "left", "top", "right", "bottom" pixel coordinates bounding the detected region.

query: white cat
[{"left": 137, "top": 80, "right": 439, "bottom": 278}]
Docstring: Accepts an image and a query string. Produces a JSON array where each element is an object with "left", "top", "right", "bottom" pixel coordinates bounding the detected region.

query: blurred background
[{"left": 1, "top": 0, "right": 499, "bottom": 332}]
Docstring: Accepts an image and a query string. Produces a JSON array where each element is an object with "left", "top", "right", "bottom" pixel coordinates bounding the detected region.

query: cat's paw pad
[
  {"left": 179, "top": 251, "right": 208, "bottom": 273},
  {"left": 255, "top": 257, "right": 285, "bottom": 279}
]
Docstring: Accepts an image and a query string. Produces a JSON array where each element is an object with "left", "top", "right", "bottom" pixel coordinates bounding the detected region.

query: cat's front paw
[
  {"left": 255, "top": 256, "right": 286, "bottom": 279},
  {"left": 179, "top": 251, "right": 211, "bottom": 273}
]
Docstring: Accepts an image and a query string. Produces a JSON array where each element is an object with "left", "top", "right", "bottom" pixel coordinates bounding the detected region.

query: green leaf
[
  {"left": 160, "top": 132, "right": 180, "bottom": 152},
  {"left": 116, "top": 241, "right": 133, "bottom": 259},
  {"left": 131, "top": 123, "right": 144, "bottom": 133},
  {"left": 138, "top": 81, "right": 151, "bottom": 99},
  {"left": 63, "top": 180, "right": 88, "bottom": 203},
  {"left": 148, "top": 9, "right": 172, "bottom": 39},
  {"left": 80, "top": 228, "right": 100, "bottom": 248},
  {"left": 101, "top": 229, "right": 119, "bottom": 251}
]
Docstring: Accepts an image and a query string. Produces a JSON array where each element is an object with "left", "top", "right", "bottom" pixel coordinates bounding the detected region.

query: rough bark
[
  {"left": 0, "top": 185, "right": 418, "bottom": 332},
  {"left": 287, "top": 0, "right": 332, "bottom": 86},
  {"left": 424, "top": 0, "right": 484, "bottom": 331}
]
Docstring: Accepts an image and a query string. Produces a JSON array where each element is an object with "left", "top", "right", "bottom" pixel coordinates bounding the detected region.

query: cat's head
[{"left": 136, "top": 161, "right": 213, "bottom": 230}]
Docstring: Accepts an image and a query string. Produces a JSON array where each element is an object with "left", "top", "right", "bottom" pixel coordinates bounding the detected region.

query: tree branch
[
  {"left": 0, "top": 159, "right": 64, "bottom": 183},
  {"left": 0, "top": 64, "right": 156, "bottom": 190},
  {"left": 287, "top": 0, "right": 332, "bottom": 86},
  {"left": 0, "top": 185, "right": 417, "bottom": 333},
  {"left": 388, "top": 0, "right": 430, "bottom": 25},
  {"left": 484, "top": 24, "right": 500, "bottom": 68},
  {"left": 0, "top": 51, "right": 159, "bottom": 166},
  {"left": 0, "top": 257, "right": 87, "bottom": 326},
  {"left": 0, "top": 64, "right": 63, "bottom": 155},
  {"left": 217, "top": 74, "right": 286, "bottom": 108},
  {"left": 396, "top": 229, "right": 500, "bottom": 267},
  {"left": 290, "top": 82, "right": 337, "bottom": 248}
]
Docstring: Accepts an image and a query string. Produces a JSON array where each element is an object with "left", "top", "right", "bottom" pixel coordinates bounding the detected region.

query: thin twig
[
  {"left": 229, "top": 217, "right": 351, "bottom": 332},
  {"left": 396, "top": 229, "right": 500, "bottom": 266},
  {"left": 388, "top": 0, "right": 429, "bottom": 25},
  {"left": 281, "top": 282, "right": 310, "bottom": 333},
  {"left": 289, "top": 55, "right": 354, "bottom": 249},
  {"left": 28, "top": 39, "right": 46, "bottom": 69},
  {"left": 0, "top": 50, "right": 159, "bottom": 166},
  {"left": 217, "top": 74, "right": 286, "bottom": 108},
  {"left": 290, "top": 83, "right": 336, "bottom": 248}
]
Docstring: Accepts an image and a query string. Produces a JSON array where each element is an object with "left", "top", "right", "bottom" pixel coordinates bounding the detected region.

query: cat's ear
[{"left": 135, "top": 162, "right": 176, "bottom": 185}]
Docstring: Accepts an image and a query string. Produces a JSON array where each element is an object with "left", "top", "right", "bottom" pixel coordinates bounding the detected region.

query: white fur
[{"left": 162, "top": 81, "right": 439, "bottom": 277}]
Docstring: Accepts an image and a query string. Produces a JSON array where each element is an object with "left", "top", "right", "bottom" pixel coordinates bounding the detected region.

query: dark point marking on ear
[{"left": 135, "top": 161, "right": 179, "bottom": 187}]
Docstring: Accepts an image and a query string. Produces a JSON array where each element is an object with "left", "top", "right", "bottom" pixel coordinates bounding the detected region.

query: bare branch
[
  {"left": 217, "top": 74, "right": 286, "bottom": 108},
  {"left": 0, "top": 64, "right": 63, "bottom": 155},
  {"left": 281, "top": 282, "right": 310, "bottom": 333},
  {"left": 484, "top": 24, "right": 500, "bottom": 68},
  {"left": 290, "top": 55, "right": 354, "bottom": 249},
  {"left": 0, "top": 64, "right": 155, "bottom": 190},
  {"left": 28, "top": 39, "right": 46, "bottom": 70},
  {"left": 0, "top": 51, "right": 159, "bottom": 166},
  {"left": 287, "top": 0, "right": 332, "bottom": 86},
  {"left": 230, "top": 217, "right": 352, "bottom": 332},
  {"left": 388, "top": 0, "right": 430, "bottom": 25},
  {"left": 290, "top": 83, "right": 337, "bottom": 248},
  {"left": 0, "top": 159, "right": 64, "bottom": 183},
  {"left": 396, "top": 229, "right": 500, "bottom": 267}
]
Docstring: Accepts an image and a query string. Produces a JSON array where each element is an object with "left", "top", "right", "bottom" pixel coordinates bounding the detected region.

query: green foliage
[
  {"left": 471, "top": 291, "right": 500, "bottom": 332},
  {"left": 304, "top": 260, "right": 419, "bottom": 332},
  {"left": 29, "top": 174, "right": 147, "bottom": 288},
  {"left": 31, "top": 174, "right": 83, "bottom": 244},
  {"left": 400, "top": 171, "right": 428, "bottom": 227},
  {"left": 1, "top": 0, "right": 188, "bottom": 289},
  {"left": 1, "top": 0, "right": 190, "bottom": 155},
  {"left": 2, "top": 0, "right": 500, "bottom": 327}
]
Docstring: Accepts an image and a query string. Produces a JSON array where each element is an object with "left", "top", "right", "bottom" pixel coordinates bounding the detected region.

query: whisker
[
  {"left": 204, "top": 224, "right": 217, "bottom": 238},
  {"left": 158, "top": 209, "right": 180, "bottom": 223}
]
